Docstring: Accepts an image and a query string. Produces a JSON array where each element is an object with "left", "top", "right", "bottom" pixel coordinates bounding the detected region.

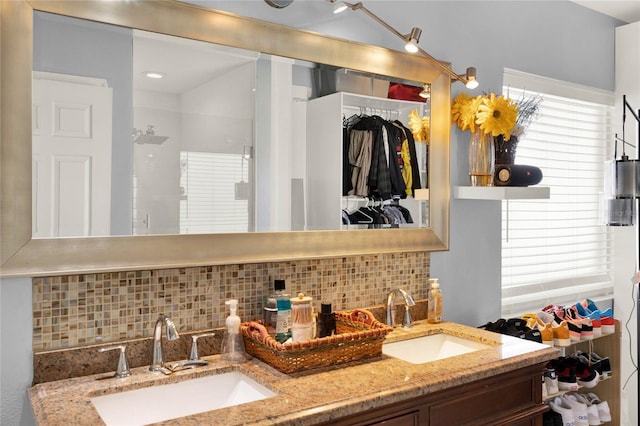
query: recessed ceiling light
[{"left": 143, "top": 71, "right": 166, "bottom": 79}]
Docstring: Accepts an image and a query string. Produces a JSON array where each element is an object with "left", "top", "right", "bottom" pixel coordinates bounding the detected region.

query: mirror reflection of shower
[{"left": 133, "top": 125, "right": 169, "bottom": 144}]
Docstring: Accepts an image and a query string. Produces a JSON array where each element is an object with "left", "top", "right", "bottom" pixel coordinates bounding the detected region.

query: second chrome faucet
[{"left": 386, "top": 288, "right": 415, "bottom": 329}]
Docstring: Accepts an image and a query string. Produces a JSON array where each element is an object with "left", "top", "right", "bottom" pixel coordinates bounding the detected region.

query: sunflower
[
  {"left": 475, "top": 93, "right": 518, "bottom": 139},
  {"left": 408, "top": 108, "right": 430, "bottom": 143},
  {"left": 451, "top": 93, "right": 483, "bottom": 133}
]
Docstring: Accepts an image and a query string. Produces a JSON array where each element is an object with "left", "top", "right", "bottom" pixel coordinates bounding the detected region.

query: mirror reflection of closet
[
  {"left": 31, "top": 10, "right": 431, "bottom": 239},
  {"left": 307, "top": 92, "right": 430, "bottom": 231}
]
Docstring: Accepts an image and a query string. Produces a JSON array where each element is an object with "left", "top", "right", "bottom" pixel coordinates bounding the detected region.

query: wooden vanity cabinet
[{"left": 322, "top": 363, "right": 547, "bottom": 426}]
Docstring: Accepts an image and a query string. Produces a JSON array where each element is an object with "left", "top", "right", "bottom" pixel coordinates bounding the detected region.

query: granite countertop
[{"left": 29, "top": 321, "right": 559, "bottom": 425}]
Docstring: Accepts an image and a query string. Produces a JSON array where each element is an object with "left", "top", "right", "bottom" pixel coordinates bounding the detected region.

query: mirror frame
[{"left": 0, "top": 0, "right": 450, "bottom": 277}]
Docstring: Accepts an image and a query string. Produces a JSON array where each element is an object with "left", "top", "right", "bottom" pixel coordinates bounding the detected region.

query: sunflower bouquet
[
  {"left": 451, "top": 92, "right": 519, "bottom": 140},
  {"left": 408, "top": 108, "right": 430, "bottom": 143}
]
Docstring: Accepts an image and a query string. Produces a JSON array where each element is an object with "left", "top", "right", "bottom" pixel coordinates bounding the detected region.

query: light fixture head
[
  {"left": 419, "top": 84, "right": 430, "bottom": 99},
  {"left": 464, "top": 66, "right": 479, "bottom": 89},
  {"left": 404, "top": 27, "right": 422, "bottom": 53},
  {"left": 333, "top": 1, "right": 349, "bottom": 13}
]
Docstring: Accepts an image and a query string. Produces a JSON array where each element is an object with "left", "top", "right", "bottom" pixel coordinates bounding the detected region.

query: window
[
  {"left": 501, "top": 69, "right": 615, "bottom": 317},
  {"left": 179, "top": 151, "right": 249, "bottom": 234}
]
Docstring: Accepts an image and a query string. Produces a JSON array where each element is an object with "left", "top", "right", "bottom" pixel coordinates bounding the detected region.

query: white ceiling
[
  {"left": 570, "top": 0, "right": 640, "bottom": 23},
  {"left": 133, "top": 30, "right": 259, "bottom": 95}
]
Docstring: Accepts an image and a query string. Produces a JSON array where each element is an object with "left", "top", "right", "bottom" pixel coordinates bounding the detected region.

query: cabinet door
[{"left": 428, "top": 365, "right": 544, "bottom": 425}]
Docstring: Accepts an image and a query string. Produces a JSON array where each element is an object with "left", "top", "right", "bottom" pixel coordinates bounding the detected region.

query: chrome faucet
[
  {"left": 386, "top": 288, "right": 416, "bottom": 329},
  {"left": 149, "top": 314, "right": 180, "bottom": 372}
]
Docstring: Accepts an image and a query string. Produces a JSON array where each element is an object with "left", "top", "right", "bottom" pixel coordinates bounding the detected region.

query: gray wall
[
  {"left": 0, "top": 2, "right": 622, "bottom": 425},
  {"left": 33, "top": 12, "right": 134, "bottom": 236},
  {"left": 0, "top": 278, "right": 34, "bottom": 425}
]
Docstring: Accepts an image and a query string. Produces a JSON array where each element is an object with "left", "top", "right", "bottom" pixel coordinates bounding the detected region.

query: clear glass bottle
[
  {"left": 427, "top": 278, "right": 443, "bottom": 324},
  {"left": 263, "top": 281, "right": 280, "bottom": 336},
  {"left": 273, "top": 279, "right": 292, "bottom": 343}
]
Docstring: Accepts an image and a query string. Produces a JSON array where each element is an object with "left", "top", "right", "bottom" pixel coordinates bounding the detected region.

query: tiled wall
[{"left": 32, "top": 252, "right": 429, "bottom": 351}]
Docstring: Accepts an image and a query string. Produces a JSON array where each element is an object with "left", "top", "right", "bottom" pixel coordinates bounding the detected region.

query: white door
[{"left": 32, "top": 72, "right": 113, "bottom": 237}]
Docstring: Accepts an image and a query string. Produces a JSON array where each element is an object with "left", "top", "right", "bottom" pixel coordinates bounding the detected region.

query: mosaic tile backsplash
[{"left": 32, "top": 252, "right": 429, "bottom": 351}]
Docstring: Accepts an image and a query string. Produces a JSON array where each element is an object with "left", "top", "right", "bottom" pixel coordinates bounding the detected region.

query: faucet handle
[
  {"left": 98, "top": 344, "right": 132, "bottom": 378},
  {"left": 189, "top": 332, "right": 215, "bottom": 361}
]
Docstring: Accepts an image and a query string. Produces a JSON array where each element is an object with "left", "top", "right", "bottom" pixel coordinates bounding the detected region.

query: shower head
[{"left": 133, "top": 125, "right": 169, "bottom": 145}]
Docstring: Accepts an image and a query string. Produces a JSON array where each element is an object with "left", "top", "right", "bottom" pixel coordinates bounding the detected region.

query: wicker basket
[{"left": 240, "top": 308, "right": 393, "bottom": 374}]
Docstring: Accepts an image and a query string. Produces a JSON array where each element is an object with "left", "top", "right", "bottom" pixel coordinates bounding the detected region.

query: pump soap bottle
[
  {"left": 221, "top": 299, "right": 247, "bottom": 363},
  {"left": 427, "top": 278, "right": 443, "bottom": 324}
]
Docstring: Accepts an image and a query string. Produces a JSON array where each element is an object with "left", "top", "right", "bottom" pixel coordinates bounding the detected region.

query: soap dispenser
[
  {"left": 427, "top": 278, "right": 443, "bottom": 324},
  {"left": 221, "top": 299, "right": 247, "bottom": 363}
]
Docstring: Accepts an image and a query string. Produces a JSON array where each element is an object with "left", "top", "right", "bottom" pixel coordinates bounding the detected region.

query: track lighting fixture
[
  {"left": 333, "top": 1, "right": 349, "bottom": 13},
  {"left": 404, "top": 27, "right": 422, "bottom": 53},
  {"left": 327, "top": 0, "right": 479, "bottom": 88},
  {"left": 419, "top": 84, "right": 430, "bottom": 99},
  {"left": 464, "top": 67, "right": 479, "bottom": 89}
]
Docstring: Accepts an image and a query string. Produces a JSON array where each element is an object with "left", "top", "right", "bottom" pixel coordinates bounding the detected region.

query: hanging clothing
[
  {"left": 398, "top": 120, "right": 423, "bottom": 195},
  {"left": 341, "top": 112, "right": 424, "bottom": 221},
  {"left": 348, "top": 130, "right": 373, "bottom": 196}
]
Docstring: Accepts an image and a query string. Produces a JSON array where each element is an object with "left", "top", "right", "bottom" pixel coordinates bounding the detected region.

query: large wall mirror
[{"left": 1, "top": 0, "right": 450, "bottom": 277}]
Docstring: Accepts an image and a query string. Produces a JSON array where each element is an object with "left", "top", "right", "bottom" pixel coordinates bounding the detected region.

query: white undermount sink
[
  {"left": 383, "top": 333, "right": 492, "bottom": 364},
  {"left": 91, "top": 371, "right": 277, "bottom": 425}
]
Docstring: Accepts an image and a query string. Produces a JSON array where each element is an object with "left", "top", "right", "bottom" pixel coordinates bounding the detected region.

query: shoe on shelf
[
  {"left": 573, "top": 359, "right": 600, "bottom": 389},
  {"left": 552, "top": 321, "right": 571, "bottom": 347},
  {"left": 554, "top": 308, "right": 591, "bottom": 342},
  {"left": 592, "top": 310, "right": 615, "bottom": 335},
  {"left": 573, "top": 351, "right": 603, "bottom": 377},
  {"left": 479, "top": 318, "right": 524, "bottom": 338},
  {"left": 560, "top": 393, "right": 589, "bottom": 426},
  {"left": 566, "top": 308, "right": 594, "bottom": 341},
  {"left": 526, "top": 317, "right": 554, "bottom": 346},
  {"left": 585, "top": 393, "right": 612, "bottom": 423},
  {"left": 588, "top": 351, "right": 612, "bottom": 377},
  {"left": 544, "top": 368, "right": 560, "bottom": 395},
  {"left": 580, "top": 299, "right": 613, "bottom": 318},
  {"left": 548, "top": 396, "right": 576, "bottom": 426},
  {"left": 506, "top": 317, "right": 529, "bottom": 331},
  {"left": 569, "top": 393, "right": 601, "bottom": 426},
  {"left": 579, "top": 300, "right": 615, "bottom": 334},
  {"left": 548, "top": 358, "right": 579, "bottom": 392},
  {"left": 543, "top": 409, "right": 564, "bottom": 426},
  {"left": 523, "top": 328, "right": 543, "bottom": 343},
  {"left": 521, "top": 310, "right": 556, "bottom": 325},
  {"left": 571, "top": 304, "right": 602, "bottom": 337}
]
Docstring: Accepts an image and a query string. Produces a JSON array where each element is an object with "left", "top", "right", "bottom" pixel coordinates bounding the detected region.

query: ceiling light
[
  {"left": 404, "top": 27, "right": 421, "bottom": 53},
  {"left": 419, "top": 84, "right": 430, "bottom": 99},
  {"left": 143, "top": 71, "right": 166, "bottom": 79},
  {"left": 264, "top": 0, "right": 294, "bottom": 8},
  {"left": 464, "top": 67, "right": 479, "bottom": 89}
]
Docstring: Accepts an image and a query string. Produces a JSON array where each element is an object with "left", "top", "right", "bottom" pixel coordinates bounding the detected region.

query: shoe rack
[{"left": 544, "top": 319, "right": 621, "bottom": 425}]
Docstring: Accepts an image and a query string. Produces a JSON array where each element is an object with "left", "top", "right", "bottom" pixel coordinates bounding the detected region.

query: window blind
[
  {"left": 179, "top": 151, "right": 249, "bottom": 234},
  {"left": 501, "top": 69, "right": 615, "bottom": 317}
]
